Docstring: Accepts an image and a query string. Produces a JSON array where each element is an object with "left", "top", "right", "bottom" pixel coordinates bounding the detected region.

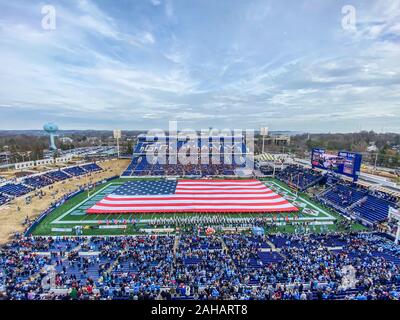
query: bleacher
[
  {"left": 122, "top": 134, "right": 248, "bottom": 177},
  {"left": 371, "top": 251, "right": 400, "bottom": 266},
  {"left": 0, "top": 193, "right": 10, "bottom": 205},
  {"left": 0, "top": 163, "right": 103, "bottom": 207},
  {"left": 55, "top": 255, "right": 112, "bottom": 282},
  {"left": 45, "top": 170, "right": 71, "bottom": 182},
  {"left": 123, "top": 155, "right": 244, "bottom": 177},
  {"left": 276, "top": 165, "right": 323, "bottom": 191},
  {"left": 2, "top": 233, "right": 400, "bottom": 300},
  {"left": 352, "top": 195, "right": 394, "bottom": 223},
  {"left": 122, "top": 157, "right": 141, "bottom": 176},
  {"left": 316, "top": 180, "right": 398, "bottom": 223},
  {"left": 319, "top": 183, "right": 367, "bottom": 211},
  {"left": 258, "top": 251, "right": 285, "bottom": 264},
  {"left": 81, "top": 163, "right": 102, "bottom": 172},
  {"left": 62, "top": 166, "right": 86, "bottom": 177},
  {"left": 0, "top": 183, "right": 32, "bottom": 197},
  {"left": 23, "top": 175, "right": 53, "bottom": 189},
  {"left": 269, "top": 235, "right": 304, "bottom": 248}
]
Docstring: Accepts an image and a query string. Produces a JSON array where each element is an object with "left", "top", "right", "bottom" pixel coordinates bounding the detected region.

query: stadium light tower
[
  {"left": 113, "top": 129, "right": 122, "bottom": 158},
  {"left": 43, "top": 122, "right": 59, "bottom": 150},
  {"left": 260, "top": 127, "right": 269, "bottom": 153}
]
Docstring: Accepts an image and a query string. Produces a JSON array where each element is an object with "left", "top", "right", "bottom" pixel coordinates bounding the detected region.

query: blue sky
[{"left": 0, "top": 0, "right": 399, "bottom": 132}]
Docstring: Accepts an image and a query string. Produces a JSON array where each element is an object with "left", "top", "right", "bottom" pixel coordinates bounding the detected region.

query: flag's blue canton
[{"left": 113, "top": 181, "right": 177, "bottom": 196}]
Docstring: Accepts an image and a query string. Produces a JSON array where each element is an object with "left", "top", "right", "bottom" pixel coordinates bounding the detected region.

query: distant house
[
  {"left": 367, "top": 143, "right": 378, "bottom": 153},
  {"left": 87, "top": 137, "right": 100, "bottom": 144},
  {"left": 0, "top": 151, "right": 12, "bottom": 164},
  {"left": 59, "top": 137, "right": 74, "bottom": 144}
]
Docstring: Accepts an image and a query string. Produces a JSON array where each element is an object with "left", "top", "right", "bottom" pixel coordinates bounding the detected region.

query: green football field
[{"left": 30, "top": 177, "right": 366, "bottom": 236}]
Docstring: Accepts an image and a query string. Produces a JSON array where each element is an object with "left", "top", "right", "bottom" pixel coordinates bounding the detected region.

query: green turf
[{"left": 30, "top": 176, "right": 367, "bottom": 236}]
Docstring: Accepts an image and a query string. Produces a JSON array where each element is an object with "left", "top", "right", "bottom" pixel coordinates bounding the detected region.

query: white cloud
[
  {"left": 138, "top": 31, "right": 155, "bottom": 44},
  {"left": 0, "top": 0, "right": 399, "bottom": 132},
  {"left": 150, "top": 0, "right": 162, "bottom": 6},
  {"left": 78, "top": 14, "right": 119, "bottom": 39},
  {"left": 165, "top": 0, "right": 174, "bottom": 19}
]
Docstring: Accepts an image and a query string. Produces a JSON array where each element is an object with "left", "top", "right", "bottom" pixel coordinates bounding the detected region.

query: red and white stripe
[{"left": 87, "top": 180, "right": 298, "bottom": 214}]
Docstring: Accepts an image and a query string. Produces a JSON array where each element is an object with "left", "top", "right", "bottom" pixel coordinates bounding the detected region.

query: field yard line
[
  {"left": 267, "top": 180, "right": 335, "bottom": 220},
  {"left": 52, "top": 183, "right": 118, "bottom": 224}
]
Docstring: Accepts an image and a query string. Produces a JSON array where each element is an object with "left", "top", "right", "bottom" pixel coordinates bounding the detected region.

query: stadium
[
  {"left": 1, "top": 0, "right": 400, "bottom": 309},
  {"left": 1, "top": 130, "right": 399, "bottom": 302}
]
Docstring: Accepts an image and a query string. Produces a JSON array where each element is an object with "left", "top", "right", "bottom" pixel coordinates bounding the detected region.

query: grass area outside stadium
[{"left": 30, "top": 176, "right": 367, "bottom": 236}]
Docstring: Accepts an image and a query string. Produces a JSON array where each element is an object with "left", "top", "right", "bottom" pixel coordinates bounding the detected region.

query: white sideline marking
[{"left": 51, "top": 183, "right": 122, "bottom": 224}]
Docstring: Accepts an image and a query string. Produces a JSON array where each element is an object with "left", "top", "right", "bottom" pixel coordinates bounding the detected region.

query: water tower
[{"left": 43, "top": 122, "right": 59, "bottom": 150}]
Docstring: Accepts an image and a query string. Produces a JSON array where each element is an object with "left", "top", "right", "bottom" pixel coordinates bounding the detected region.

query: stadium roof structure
[
  {"left": 255, "top": 153, "right": 276, "bottom": 161},
  {"left": 376, "top": 186, "right": 400, "bottom": 198}
]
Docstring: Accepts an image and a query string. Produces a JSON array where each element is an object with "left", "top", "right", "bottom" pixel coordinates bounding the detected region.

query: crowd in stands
[
  {"left": 371, "top": 190, "right": 398, "bottom": 204},
  {"left": 0, "top": 163, "right": 102, "bottom": 206},
  {"left": 273, "top": 165, "right": 399, "bottom": 225},
  {"left": 122, "top": 155, "right": 245, "bottom": 177},
  {"left": 0, "top": 193, "right": 9, "bottom": 206},
  {"left": 123, "top": 137, "right": 248, "bottom": 177},
  {"left": 1, "top": 232, "right": 399, "bottom": 300},
  {"left": 316, "top": 181, "right": 399, "bottom": 224},
  {"left": 317, "top": 182, "right": 367, "bottom": 212},
  {"left": 133, "top": 138, "right": 246, "bottom": 157},
  {"left": 276, "top": 165, "right": 323, "bottom": 191}
]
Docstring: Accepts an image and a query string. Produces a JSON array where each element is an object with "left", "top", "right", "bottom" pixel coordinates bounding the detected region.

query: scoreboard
[{"left": 311, "top": 148, "right": 362, "bottom": 181}]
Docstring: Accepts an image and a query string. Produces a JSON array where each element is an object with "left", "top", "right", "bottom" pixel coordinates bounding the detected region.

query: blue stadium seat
[
  {"left": 23, "top": 175, "right": 53, "bottom": 189},
  {"left": 62, "top": 166, "right": 87, "bottom": 177},
  {"left": 276, "top": 165, "right": 323, "bottom": 191},
  {"left": 122, "top": 136, "right": 248, "bottom": 177},
  {"left": 81, "top": 163, "right": 102, "bottom": 172},
  {"left": 352, "top": 195, "right": 393, "bottom": 223},
  {"left": 0, "top": 183, "right": 32, "bottom": 197},
  {"left": 0, "top": 193, "right": 10, "bottom": 206},
  {"left": 45, "top": 170, "right": 71, "bottom": 181}
]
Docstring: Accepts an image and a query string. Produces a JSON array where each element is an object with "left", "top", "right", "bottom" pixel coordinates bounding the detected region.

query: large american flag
[{"left": 87, "top": 180, "right": 298, "bottom": 214}]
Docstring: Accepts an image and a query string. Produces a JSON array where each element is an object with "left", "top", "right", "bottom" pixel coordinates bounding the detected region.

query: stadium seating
[
  {"left": 0, "top": 183, "right": 32, "bottom": 197},
  {"left": 352, "top": 195, "right": 393, "bottom": 223},
  {"left": 23, "top": 175, "right": 53, "bottom": 189},
  {"left": 0, "top": 163, "right": 103, "bottom": 206},
  {"left": 122, "top": 135, "right": 248, "bottom": 177},
  {"left": 371, "top": 190, "right": 398, "bottom": 203},
  {"left": 371, "top": 252, "right": 400, "bottom": 266},
  {"left": 81, "top": 163, "right": 102, "bottom": 172},
  {"left": 319, "top": 183, "right": 367, "bottom": 210},
  {"left": 62, "top": 166, "right": 87, "bottom": 177},
  {"left": 1, "top": 233, "right": 400, "bottom": 300},
  {"left": 45, "top": 170, "right": 71, "bottom": 181},
  {"left": 258, "top": 251, "right": 285, "bottom": 264},
  {"left": 276, "top": 165, "right": 323, "bottom": 191},
  {"left": 0, "top": 193, "right": 10, "bottom": 205},
  {"left": 122, "top": 155, "right": 244, "bottom": 177},
  {"left": 316, "top": 181, "right": 398, "bottom": 223}
]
